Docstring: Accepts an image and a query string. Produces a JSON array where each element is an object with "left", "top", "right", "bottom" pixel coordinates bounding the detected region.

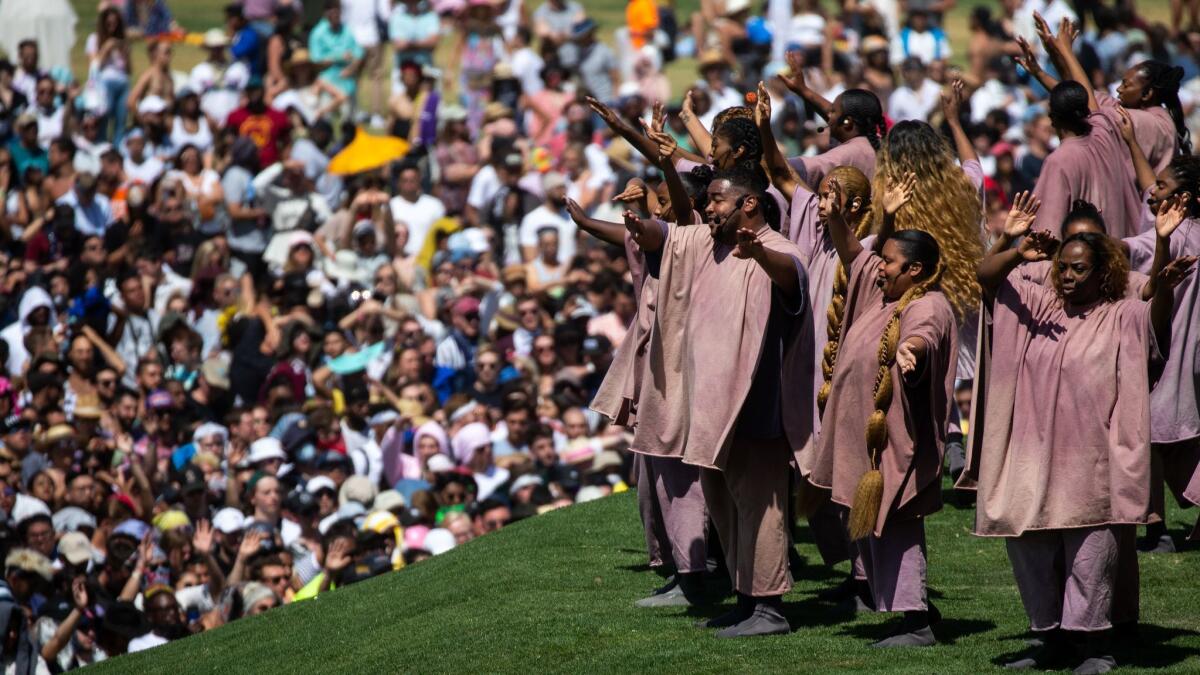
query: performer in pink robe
[
  {"left": 811, "top": 177, "right": 958, "bottom": 648},
  {"left": 581, "top": 98, "right": 720, "bottom": 608},
  {"left": 968, "top": 189, "right": 1192, "bottom": 672},
  {"left": 1018, "top": 17, "right": 1143, "bottom": 238},
  {"left": 1118, "top": 124, "right": 1200, "bottom": 554},
  {"left": 625, "top": 165, "right": 812, "bottom": 638}
]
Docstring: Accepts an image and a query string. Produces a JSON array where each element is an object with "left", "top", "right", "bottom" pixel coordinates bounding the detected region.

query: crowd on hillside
[{"left": 0, "top": 0, "right": 1194, "bottom": 669}]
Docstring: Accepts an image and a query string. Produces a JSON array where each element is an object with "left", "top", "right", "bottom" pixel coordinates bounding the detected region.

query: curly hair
[
  {"left": 711, "top": 105, "right": 753, "bottom": 133},
  {"left": 817, "top": 166, "right": 873, "bottom": 418},
  {"left": 1051, "top": 232, "right": 1130, "bottom": 304},
  {"left": 714, "top": 116, "right": 764, "bottom": 170},
  {"left": 869, "top": 120, "right": 983, "bottom": 321}
]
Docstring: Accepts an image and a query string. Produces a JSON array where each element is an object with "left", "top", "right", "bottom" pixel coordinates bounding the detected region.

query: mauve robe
[
  {"left": 1098, "top": 91, "right": 1177, "bottom": 176},
  {"left": 787, "top": 136, "right": 878, "bottom": 191},
  {"left": 812, "top": 249, "right": 958, "bottom": 537},
  {"left": 968, "top": 278, "right": 1160, "bottom": 536},
  {"left": 1125, "top": 220, "right": 1200, "bottom": 445},
  {"left": 630, "top": 222, "right": 814, "bottom": 471},
  {"left": 592, "top": 232, "right": 657, "bottom": 427},
  {"left": 1031, "top": 105, "right": 1144, "bottom": 238}
]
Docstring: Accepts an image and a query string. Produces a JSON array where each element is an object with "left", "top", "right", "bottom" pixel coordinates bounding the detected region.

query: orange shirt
[{"left": 626, "top": 0, "right": 659, "bottom": 49}]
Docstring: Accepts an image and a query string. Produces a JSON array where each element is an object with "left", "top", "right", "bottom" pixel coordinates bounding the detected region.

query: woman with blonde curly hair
[
  {"left": 967, "top": 194, "right": 1194, "bottom": 672},
  {"left": 815, "top": 175, "right": 958, "bottom": 648}
]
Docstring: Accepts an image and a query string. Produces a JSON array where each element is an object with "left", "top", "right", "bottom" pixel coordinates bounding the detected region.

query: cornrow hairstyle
[
  {"left": 1168, "top": 154, "right": 1200, "bottom": 217},
  {"left": 714, "top": 116, "right": 764, "bottom": 168},
  {"left": 817, "top": 166, "right": 873, "bottom": 418},
  {"left": 1051, "top": 232, "right": 1130, "bottom": 305},
  {"left": 1048, "top": 81, "right": 1093, "bottom": 136},
  {"left": 1137, "top": 60, "right": 1191, "bottom": 155},
  {"left": 1062, "top": 199, "right": 1107, "bottom": 234},
  {"left": 839, "top": 89, "right": 886, "bottom": 149},
  {"left": 710, "top": 105, "right": 753, "bottom": 134},
  {"left": 848, "top": 230, "right": 944, "bottom": 541}
]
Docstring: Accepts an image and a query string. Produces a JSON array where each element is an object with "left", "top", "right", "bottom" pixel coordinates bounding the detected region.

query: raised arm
[
  {"left": 778, "top": 50, "right": 833, "bottom": 120},
  {"left": 754, "top": 81, "right": 806, "bottom": 198},
  {"left": 878, "top": 172, "right": 918, "bottom": 243},
  {"left": 1116, "top": 107, "right": 1158, "bottom": 193},
  {"left": 733, "top": 223, "right": 801, "bottom": 302},
  {"left": 623, "top": 210, "right": 666, "bottom": 253},
  {"left": 677, "top": 89, "right": 714, "bottom": 159},
  {"left": 976, "top": 192, "right": 1049, "bottom": 296},
  {"left": 643, "top": 125, "right": 698, "bottom": 225},
  {"left": 1014, "top": 35, "right": 1059, "bottom": 93},
  {"left": 822, "top": 178, "right": 865, "bottom": 266},
  {"left": 566, "top": 198, "right": 626, "bottom": 247},
  {"left": 1152, "top": 256, "right": 1196, "bottom": 350},
  {"left": 1142, "top": 197, "right": 1189, "bottom": 300},
  {"left": 941, "top": 80, "right": 978, "bottom": 164},
  {"left": 1037, "top": 13, "right": 1096, "bottom": 112}
]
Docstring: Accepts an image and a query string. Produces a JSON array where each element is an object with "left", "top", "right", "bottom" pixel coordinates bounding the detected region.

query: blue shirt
[{"left": 309, "top": 19, "right": 363, "bottom": 96}]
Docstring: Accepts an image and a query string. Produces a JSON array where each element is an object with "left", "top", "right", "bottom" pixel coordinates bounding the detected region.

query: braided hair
[
  {"left": 1167, "top": 154, "right": 1200, "bottom": 217},
  {"left": 838, "top": 89, "right": 886, "bottom": 149},
  {"left": 682, "top": 164, "right": 715, "bottom": 214},
  {"left": 714, "top": 116, "right": 764, "bottom": 170},
  {"left": 713, "top": 163, "right": 778, "bottom": 231},
  {"left": 817, "top": 166, "right": 873, "bottom": 418},
  {"left": 848, "top": 229, "right": 944, "bottom": 541},
  {"left": 1136, "top": 60, "right": 1191, "bottom": 155}
]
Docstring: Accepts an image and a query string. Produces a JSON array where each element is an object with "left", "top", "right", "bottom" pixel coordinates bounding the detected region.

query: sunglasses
[
  {"left": 97, "top": 378, "right": 116, "bottom": 387},
  {"left": 261, "top": 574, "right": 289, "bottom": 585},
  {"left": 477, "top": 361, "right": 499, "bottom": 370}
]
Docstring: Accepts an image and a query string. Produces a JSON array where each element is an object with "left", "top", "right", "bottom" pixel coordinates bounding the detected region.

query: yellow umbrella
[{"left": 327, "top": 128, "right": 411, "bottom": 176}]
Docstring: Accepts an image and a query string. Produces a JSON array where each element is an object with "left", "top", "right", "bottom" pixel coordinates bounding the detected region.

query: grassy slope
[{"left": 97, "top": 488, "right": 1200, "bottom": 674}]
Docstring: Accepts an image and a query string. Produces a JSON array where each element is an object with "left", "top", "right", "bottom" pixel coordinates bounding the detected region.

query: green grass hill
[{"left": 97, "top": 489, "right": 1200, "bottom": 674}]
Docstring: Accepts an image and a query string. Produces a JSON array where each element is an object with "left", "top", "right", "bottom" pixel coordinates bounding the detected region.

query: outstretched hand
[
  {"left": 586, "top": 96, "right": 621, "bottom": 129},
  {"left": 613, "top": 179, "right": 647, "bottom": 204},
  {"left": 732, "top": 227, "right": 765, "bottom": 260},
  {"left": 1159, "top": 255, "right": 1198, "bottom": 290},
  {"left": 896, "top": 340, "right": 919, "bottom": 374},
  {"left": 1004, "top": 191, "right": 1042, "bottom": 239},
  {"left": 1115, "top": 106, "right": 1137, "bottom": 145},
  {"left": 565, "top": 198, "right": 587, "bottom": 224},
  {"left": 1017, "top": 229, "right": 1059, "bottom": 262},
  {"left": 650, "top": 100, "right": 666, "bottom": 133},
  {"left": 1155, "top": 195, "right": 1188, "bottom": 239},
  {"left": 1032, "top": 12, "right": 1056, "bottom": 52},
  {"left": 777, "top": 50, "right": 809, "bottom": 94},
  {"left": 1014, "top": 36, "right": 1040, "bottom": 74},
  {"left": 940, "top": 79, "right": 965, "bottom": 123},
  {"left": 754, "top": 81, "right": 772, "bottom": 127},
  {"left": 623, "top": 210, "right": 648, "bottom": 246},
  {"left": 882, "top": 172, "right": 917, "bottom": 216}
]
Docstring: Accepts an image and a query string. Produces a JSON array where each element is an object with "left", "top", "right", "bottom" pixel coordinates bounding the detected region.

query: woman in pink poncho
[{"left": 970, "top": 191, "right": 1193, "bottom": 672}]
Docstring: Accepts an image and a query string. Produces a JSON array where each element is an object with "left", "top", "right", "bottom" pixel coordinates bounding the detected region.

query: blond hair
[{"left": 868, "top": 121, "right": 983, "bottom": 321}]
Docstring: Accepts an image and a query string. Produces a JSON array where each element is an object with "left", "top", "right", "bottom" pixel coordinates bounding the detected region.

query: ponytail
[{"left": 1139, "top": 61, "right": 1191, "bottom": 155}]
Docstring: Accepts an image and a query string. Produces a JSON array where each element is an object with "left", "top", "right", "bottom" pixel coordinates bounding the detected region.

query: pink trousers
[
  {"left": 1006, "top": 525, "right": 1130, "bottom": 632},
  {"left": 701, "top": 437, "right": 793, "bottom": 597},
  {"left": 856, "top": 516, "right": 929, "bottom": 612}
]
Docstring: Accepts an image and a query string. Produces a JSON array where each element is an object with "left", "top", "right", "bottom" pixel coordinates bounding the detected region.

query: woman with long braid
[
  {"left": 756, "top": 81, "right": 907, "bottom": 606},
  {"left": 815, "top": 176, "right": 958, "bottom": 648},
  {"left": 970, "top": 193, "right": 1194, "bottom": 673}
]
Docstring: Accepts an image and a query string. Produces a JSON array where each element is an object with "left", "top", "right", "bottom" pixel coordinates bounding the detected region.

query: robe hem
[{"left": 972, "top": 518, "right": 1157, "bottom": 538}]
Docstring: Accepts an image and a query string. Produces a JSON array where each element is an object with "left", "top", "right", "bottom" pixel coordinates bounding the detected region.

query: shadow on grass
[
  {"left": 990, "top": 624, "right": 1200, "bottom": 670},
  {"left": 837, "top": 616, "right": 996, "bottom": 646}
]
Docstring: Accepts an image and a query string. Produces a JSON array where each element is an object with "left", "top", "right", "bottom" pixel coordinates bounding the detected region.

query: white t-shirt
[
  {"left": 342, "top": 0, "right": 385, "bottom": 47},
  {"left": 510, "top": 47, "right": 545, "bottom": 96},
  {"left": 389, "top": 192, "right": 446, "bottom": 255},
  {"left": 124, "top": 155, "right": 166, "bottom": 185},
  {"left": 127, "top": 631, "right": 169, "bottom": 653},
  {"left": 518, "top": 204, "right": 577, "bottom": 265},
  {"left": 466, "top": 165, "right": 502, "bottom": 211},
  {"left": 887, "top": 79, "right": 942, "bottom": 123},
  {"left": 786, "top": 13, "right": 826, "bottom": 48}
]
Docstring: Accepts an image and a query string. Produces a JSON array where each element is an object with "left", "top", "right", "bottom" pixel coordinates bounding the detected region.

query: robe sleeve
[
  {"left": 1031, "top": 156, "right": 1073, "bottom": 234},
  {"left": 1117, "top": 296, "right": 1163, "bottom": 364},
  {"left": 996, "top": 276, "right": 1059, "bottom": 323},
  {"left": 899, "top": 295, "right": 956, "bottom": 384},
  {"left": 845, "top": 248, "right": 884, "bottom": 321},
  {"left": 1124, "top": 226, "right": 1158, "bottom": 272},
  {"left": 642, "top": 220, "right": 672, "bottom": 280}
]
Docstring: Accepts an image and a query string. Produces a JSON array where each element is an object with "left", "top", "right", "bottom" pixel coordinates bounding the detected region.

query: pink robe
[
  {"left": 788, "top": 136, "right": 878, "bottom": 190},
  {"left": 592, "top": 232, "right": 657, "bottom": 427},
  {"left": 1125, "top": 220, "right": 1200, "bottom": 445},
  {"left": 1031, "top": 105, "right": 1144, "bottom": 238},
  {"left": 1098, "top": 91, "right": 1177, "bottom": 175},
  {"left": 811, "top": 248, "right": 958, "bottom": 537},
  {"left": 629, "top": 222, "right": 814, "bottom": 471},
  {"left": 967, "top": 278, "right": 1160, "bottom": 536}
]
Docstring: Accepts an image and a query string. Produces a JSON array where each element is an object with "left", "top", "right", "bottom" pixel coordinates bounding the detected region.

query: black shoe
[
  {"left": 652, "top": 576, "right": 677, "bottom": 596},
  {"left": 1005, "top": 631, "right": 1071, "bottom": 669},
  {"left": 715, "top": 597, "right": 791, "bottom": 638},
  {"left": 871, "top": 626, "right": 936, "bottom": 647},
  {"left": 1137, "top": 534, "right": 1176, "bottom": 553},
  {"left": 1073, "top": 656, "right": 1116, "bottom": 674},
  {"left": 696, "top": 593, "right": 753, "bottom": 628},
  {"left": 1071, "top": 631, "right": 1116, "bottom": 675},
  {"left": 636, "top": 572, "right": 707, "bottom": 608}
]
